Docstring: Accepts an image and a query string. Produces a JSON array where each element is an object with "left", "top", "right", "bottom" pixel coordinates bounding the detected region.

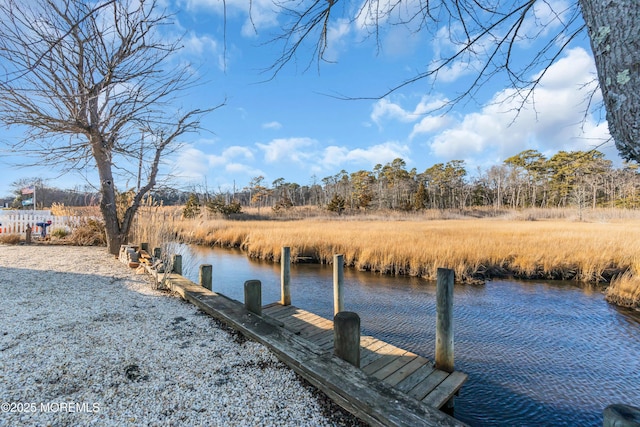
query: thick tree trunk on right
[{"left": 579, "top": 0, "right": 640, "bottom": 161}]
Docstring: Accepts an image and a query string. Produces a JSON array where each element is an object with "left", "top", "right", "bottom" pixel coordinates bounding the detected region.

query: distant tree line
[
  {"left": 3, "top": 178, "right": 191, "bottom": 210},
  {"left": 7, "top": 149, "right": 640, "bottom": 215},
  {"left": 234, "top": 149, "right": 640, "bottom": 213}
]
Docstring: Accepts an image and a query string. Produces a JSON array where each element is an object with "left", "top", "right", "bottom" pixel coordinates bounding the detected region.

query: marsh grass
[
  {"left": 136, "top": 207, "right": 640, "bottom": 308},
  {"left": 606, "top": 272, "right": 640, "bottom": 308}
]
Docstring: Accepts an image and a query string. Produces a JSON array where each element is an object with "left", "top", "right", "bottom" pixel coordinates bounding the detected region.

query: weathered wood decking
[
  {"left": 262, "top": 302, "right": 468, "bottom": 410},
  {"left": 155, "top": 271, "right": 468, "bottom": 427}
]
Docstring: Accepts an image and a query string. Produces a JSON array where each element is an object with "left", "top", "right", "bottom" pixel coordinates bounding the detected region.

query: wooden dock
[
  {"left": 262, "top": 302, "right": 468, "bottom": 410},
  {"left": 153, "top": 270, "right": 468, "bottom": 427}
]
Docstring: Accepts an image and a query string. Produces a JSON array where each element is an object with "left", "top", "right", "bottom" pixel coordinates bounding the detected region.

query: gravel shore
[{"left": 0, "top": 244, "right": 365, "bottom": 427}]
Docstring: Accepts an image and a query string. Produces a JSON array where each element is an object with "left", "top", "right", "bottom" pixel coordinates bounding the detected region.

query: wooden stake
[
  {"left": 172, "top": 254, "right": 182, "bottom": 275},
  {"left": 244, "top": 280, "right": 262, "bottom": 316},
  {"left": 199, "top": 264, "right": 212, "bottom": 291},
  {"left": 334, "top": 311, "right": 360, "bottom": 367},
  {"left": 436, "top": 268, "right": 454, "bottom": 373},
  {"left": 334, "top": 254, "right": 344, "bottom": 315},
  {"left": 281, "top": 247, "right": 291, "bottom": 306}
]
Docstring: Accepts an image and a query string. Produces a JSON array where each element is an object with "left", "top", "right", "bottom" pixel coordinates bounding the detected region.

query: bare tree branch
[{"left": 0, "top": 0, "right": 218, "bottom": 253}]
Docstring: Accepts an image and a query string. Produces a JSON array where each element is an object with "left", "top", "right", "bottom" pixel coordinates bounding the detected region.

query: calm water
[{"left": 177, "top": 244, "right": 640, "bottom": 427}]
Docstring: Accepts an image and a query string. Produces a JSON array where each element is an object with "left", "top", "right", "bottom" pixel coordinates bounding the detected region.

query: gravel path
[{"left": 0, "top": 244, "right": 365, "bottom": 427}]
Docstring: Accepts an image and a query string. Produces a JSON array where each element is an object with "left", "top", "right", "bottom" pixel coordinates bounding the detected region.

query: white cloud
[
  {"left": 320, "top": 141, "right": 411, "bottom": 170},
  {"left": 324, "top": 18, "right": 352, "bottom": 62},
  {"left": 426, "top": 47, "right": 611, "bottom": 161},
  {"left": 221, "top": 146, "right": 254, "bottom": 160},
  {"left": 183, "top": 32, "right": 218, "bottom": 56},
  {"left": 410, "top": 115, "right": 451, "bottom": 138},
  {"left": 262, "top": 121, "right": 282, "bottom": 130},
  {"left": 256, "top": 137, "right": 316, "bottom": 163},
  {"left": 173, "top": 146, "right": 211, "bottom": 179},
  {"left": 320, "top": 146, "right": 350, "bottom": 169},
  {"left": 225, "top": 163, "right": 264, "bottom": 176},
  {"left": 173, "top": 144, "right": 256, "bottom": 180},
  {"left": 371, "top": 98, "right": 417, "bottom": 125},
  {"left": 371, "top": 95, "right": 449, "bottom": 132}
]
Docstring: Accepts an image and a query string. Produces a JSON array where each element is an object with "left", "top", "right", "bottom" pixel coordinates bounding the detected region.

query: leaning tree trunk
[{"left": 579, "top": 0, "right": 640, "bottom": 162}]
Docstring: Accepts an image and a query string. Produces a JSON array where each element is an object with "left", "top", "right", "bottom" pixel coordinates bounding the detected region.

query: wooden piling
[
  {"left": 244, "top": 280, "right": 262, "bottom": 316},
  {"left": 436, "top": 268, "right": 454, "bottom": 373},
  {"left": 604, "top": 404, "right": 640, "bottom": 427},
  {"left": 334, "top": 311, "right": 360, "bottom": 368},
  {"left": 334, "top": 254, "right": 344, "bottom": 315},
  {"left": 281, "top": 247, "right": 291, "bottom": 306},
  {"left": 172, "top": 254, "right": 182, "bottom": 275},
  {"left": 199, "top": 264, "right": 212, "bottom": 291}
]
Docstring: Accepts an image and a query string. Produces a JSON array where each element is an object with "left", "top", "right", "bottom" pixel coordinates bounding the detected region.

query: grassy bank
[{"left": 132, "top": 208, "right": 640, "bottom": 309}]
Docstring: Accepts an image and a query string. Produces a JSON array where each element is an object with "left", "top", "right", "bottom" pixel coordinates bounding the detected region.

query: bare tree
[
  {"left": 0, "top": 0, "right": 217, "bottom": 254},
  {"left": 269, "top": 0, "right": 638, "bottom": 162}
]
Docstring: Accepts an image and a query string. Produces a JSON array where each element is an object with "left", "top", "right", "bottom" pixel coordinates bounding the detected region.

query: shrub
[
  {"left": 0, "top": 234, "right": 21, "bottom": 245},
  {"left": 68, "top": 218, "right": 106, "bottom": 246},
  {"left": 183, "top": 193, "right": 201, "bottom": 219},
  {"left": 207, "top": 196, "right": 242, "bottom": 217},
  {"left": 50, "top": 228, "right": 69, "bottom": 239},
  {"left": 327, "top": 194, "right": 346, "bottom": 215}
]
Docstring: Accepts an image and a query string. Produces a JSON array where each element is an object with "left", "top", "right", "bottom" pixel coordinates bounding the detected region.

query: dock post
[
  {"left": 172, "top": 254, "right": 182, "bottom": 275},
  {"left": 199, "top": 264, "right": 212, "bottom": 291},
  {"left": 281, "top": 247, "right": 291, "bottom": 306},
  {"left": 333, "top": 254, "right": 344, "bottom": 315},
  {"left": 153, "top": 247, "right": 162, "bottom": 259},
  {"left": 334, "top": 311, "right": 360, "bottom": 367},
  {"left": 244, "top": 280, "right": 262, "bottom": 316},
  {"left": 604, "top": 404, "right": 640, "bottom": 427},
  {"left": 436, "top": 268, "right": 454, "bottom": 373},
  {"left": 140, "top": 242, "right": 149, "bottom": 252}
]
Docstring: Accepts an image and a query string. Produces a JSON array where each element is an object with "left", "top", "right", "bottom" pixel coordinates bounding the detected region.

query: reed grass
[
  {"left": 606, "top": 271, "right": 640, "bottom": 308},
  {"left": 0, "top": 234, "right": 21, "bottom": 245},
  {"left": 135, "top": 207, "right": 640, "bottom": 308}
]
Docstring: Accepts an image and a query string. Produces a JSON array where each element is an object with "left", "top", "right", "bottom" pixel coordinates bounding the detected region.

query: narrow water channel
[{"left": 177, "top": 244, "right": 640, "bottom": 427}]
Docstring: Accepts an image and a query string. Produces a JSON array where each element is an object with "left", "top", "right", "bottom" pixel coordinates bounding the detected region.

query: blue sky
[{"left": 0, "top": 0, "right": 618, "bottom": 198}]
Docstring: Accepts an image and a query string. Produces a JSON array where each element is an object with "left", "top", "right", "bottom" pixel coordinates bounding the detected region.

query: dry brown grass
[
  {"left": 66, "top": 218, "right": 106, "bottom": 246},
  {"left": 171, "top": 216, "right": 639, "bottom": 282},
  {"left": 50, "top": 202, "right": 101, "bottom": 217},
  {"left": 130, "top": 204, "right": 182, "bottom": 251},
  {"left": 0, "top": 234, "right": 21, "bottom": 245},
  {"left": 606, "top": 271, "right": 640, "bottom": 308},
  {"left": 133, "top": 207, "right": 640, "bottom": 308}
]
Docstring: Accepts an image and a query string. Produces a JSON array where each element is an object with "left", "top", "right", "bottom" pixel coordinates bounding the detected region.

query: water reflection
[{"left": 180, "top": 244, "right": 640, "bottom": 427}]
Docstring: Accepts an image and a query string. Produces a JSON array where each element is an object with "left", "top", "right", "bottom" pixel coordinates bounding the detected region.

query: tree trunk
[
  {"left": 579, "top": 0, "right": 640, "bottom": 161},
  {"left": 93, "top": 141, "right": 124, "bottom": 256}
]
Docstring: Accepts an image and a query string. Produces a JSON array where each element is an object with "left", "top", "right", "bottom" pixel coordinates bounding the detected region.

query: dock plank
[
  {"left": 408, "top": 370, "right": 449, "bottom": 401},
  {"left": 268, "top": 305, "right": 301, "bottom": 320},
  {"left": 383, "top": 356, "right": 431, "bottom": 386},
  {"left": 395, "top": 362, "right": 437, "bottom": 393},
  {"left": 155, "top": 277, "right": 467, "bottom": 427},
  {"left": 422, "top": 371, "right": 468, "bottom": 409},
  {"left": 362, "top": 347, "right": 409, "bottom": 375},
  {"left": 267, "top": 304, "right": 467, "bottom": 410},
  {"left": 372, "top": 353, "right": 419, "bottom": 381},
  {"left": 360, "top": 339, "right": 391, "bottom": 366}
]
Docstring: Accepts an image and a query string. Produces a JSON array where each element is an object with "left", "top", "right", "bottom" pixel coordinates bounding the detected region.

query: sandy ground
[{"left": 0, "top": 244, "right": 365, "bottom": 427}]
